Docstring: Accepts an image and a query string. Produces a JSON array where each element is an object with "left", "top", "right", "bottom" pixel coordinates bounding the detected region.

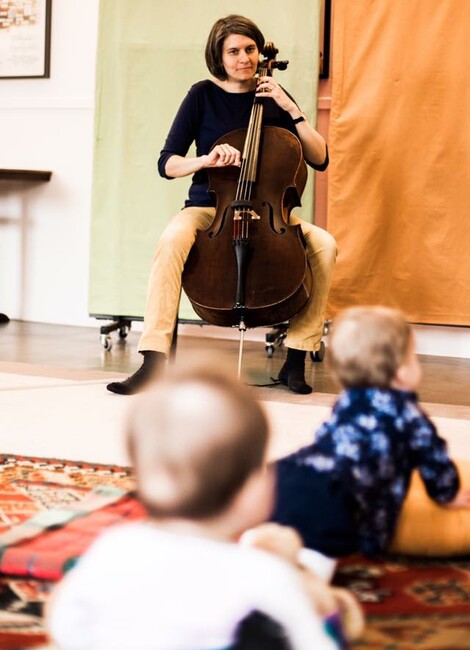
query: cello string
[
  {"left": 245, "top": 57, "right": 269, "bottom": 194},
  {"left": 236, "top": 109, "right": 252, "bottom": 240},
  {"left": 235, "top": 99, "right": 259, "bottom": 239},
  {"left": 240, "top": 101, "right": 258, "bottom": 199},
  {"left": 242, "top": 101, "right": 262, "bottom": 239},
  {"left": 242, "top": 100, "right": 264, "bottom": 240},
  {"left": 234, "top": 57, "right": 267, "bottom": 240},
  {"left": 235, "top": 95, "right": 259, "bottom": 239},
  {"left": 234, "top": 111, "right": 250, "bottom": 239},
  {"left": 241, "top": 101, "right": 260, "bottom": 203},
  {"left": 239, "top": 68, "right": 265, "bottom": 202}
]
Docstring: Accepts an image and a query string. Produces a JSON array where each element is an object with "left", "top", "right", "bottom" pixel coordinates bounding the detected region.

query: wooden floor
[{"left": 2, "top": 319, "right": 470, "bottom": 415}]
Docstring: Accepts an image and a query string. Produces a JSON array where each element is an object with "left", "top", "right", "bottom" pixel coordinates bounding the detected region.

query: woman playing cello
[{"left": 107, "top": 14, "right": 337, "bottom": 396}]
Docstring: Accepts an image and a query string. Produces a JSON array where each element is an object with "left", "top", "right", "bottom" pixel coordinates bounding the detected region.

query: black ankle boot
[
  {"left": 106, "top": 351, "right": 164, "bottom": 395},
  {"left": 278, "top": 348, "right": 312, "bottom": 395}
]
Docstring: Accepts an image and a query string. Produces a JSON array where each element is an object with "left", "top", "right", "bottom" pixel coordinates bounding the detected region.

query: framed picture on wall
[
  {"left": 319, "top": 0, "right": 331, "bottom": 79},
  {"left": 0, "top": 0, "right": 52, "bottom": 79}
]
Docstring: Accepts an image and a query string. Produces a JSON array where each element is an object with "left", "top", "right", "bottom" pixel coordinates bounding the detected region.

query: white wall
[
  {"left": 0, "top": 1, "right": 469, "bottom": 358},
  {"left": 0, "top": 0, "right": 99, "bottom": 326}
]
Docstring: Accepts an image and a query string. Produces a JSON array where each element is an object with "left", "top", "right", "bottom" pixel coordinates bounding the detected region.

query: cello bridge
[{"left": 233, "top": 209, "right": 261, "bottom": 221}]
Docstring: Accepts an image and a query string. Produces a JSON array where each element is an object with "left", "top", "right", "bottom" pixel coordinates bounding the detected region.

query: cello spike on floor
[{"left": 237, "top": 317, "right": 247, "bottom": 380}]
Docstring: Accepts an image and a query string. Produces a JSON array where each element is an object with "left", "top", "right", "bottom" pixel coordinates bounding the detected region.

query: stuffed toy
[{"left": 240, "top": 523, "right": 364, "bottom": 645}]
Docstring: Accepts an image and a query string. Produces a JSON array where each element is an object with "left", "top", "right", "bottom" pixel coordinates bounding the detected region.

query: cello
[{"left": 182, "top": 43, "right": 313, "bottom": 335}]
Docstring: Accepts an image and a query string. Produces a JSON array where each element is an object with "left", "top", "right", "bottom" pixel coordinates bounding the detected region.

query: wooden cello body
[{"left": 182, "top": 46, "right": 312, "bottom": 329}]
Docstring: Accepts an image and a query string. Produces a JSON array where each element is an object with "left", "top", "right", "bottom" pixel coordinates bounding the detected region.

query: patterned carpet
[
  {"left": 335, "top": 555, "right": 470, "bottom": 648},
  {"left": 0, "top": 455, "right": 470, "bottom": 649},
  {"left": 0, "top": 455, "right": 137, "bottom": 648}
]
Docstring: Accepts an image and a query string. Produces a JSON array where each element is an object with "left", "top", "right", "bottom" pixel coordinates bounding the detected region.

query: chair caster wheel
[
  {"left": 118, "top": 326, "right": 130, "bottom": 339},
  {"left": 101, "top": 334, "right": 113, "bottom": 351},
  {"left": 310, "top": 341, "right": 325, "bottom": 363}
]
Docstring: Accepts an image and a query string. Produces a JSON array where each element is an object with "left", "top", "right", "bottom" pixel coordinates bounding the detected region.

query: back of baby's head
[
  {"left": 126, "top": 359, "right": 268, "bottom": 520},
  {"left": 328, "top": 306, "right": 411, "bottom": 389}
]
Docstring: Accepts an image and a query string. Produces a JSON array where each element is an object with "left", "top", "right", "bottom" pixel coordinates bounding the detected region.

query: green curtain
[{"left": 88, "top": 0, "right": 321, "bottom": 320}]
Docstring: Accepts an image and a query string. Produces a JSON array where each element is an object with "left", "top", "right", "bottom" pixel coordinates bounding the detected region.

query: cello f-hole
[
  {"left": 262, "top": 201, "right": 286, "bottom": 235},
  {"left": 208, "top": 206, "right": 229, "bottom": 238}
]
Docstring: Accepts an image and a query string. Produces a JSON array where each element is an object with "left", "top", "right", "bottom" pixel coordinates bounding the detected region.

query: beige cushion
[{"left": 389, "top": 460, "right": 470, "bottom": 556}]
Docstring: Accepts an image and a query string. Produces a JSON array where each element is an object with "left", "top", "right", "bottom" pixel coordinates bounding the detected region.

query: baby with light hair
[
  {"left": 48, "top": 360, "right": 337, "bottom": 650},
  {"left": 272, "top": 306, "right": 470, "bottom": 558}
]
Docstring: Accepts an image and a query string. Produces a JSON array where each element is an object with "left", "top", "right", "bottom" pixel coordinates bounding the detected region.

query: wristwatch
[{"left": 292, "top": 115, "right": 305, "bottom": 124}]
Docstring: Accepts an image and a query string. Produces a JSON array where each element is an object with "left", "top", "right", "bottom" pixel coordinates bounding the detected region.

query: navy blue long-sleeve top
[
  {"left": 286, "top": 388, "right": 460, "bottom": 556},
  {"left": 157, "top": 80, "right": 329, "bottom": 208}
]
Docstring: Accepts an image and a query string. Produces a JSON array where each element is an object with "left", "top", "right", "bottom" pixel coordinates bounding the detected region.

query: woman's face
[{"left": 221, "top": 34, "right": 259, "bottom": 85}]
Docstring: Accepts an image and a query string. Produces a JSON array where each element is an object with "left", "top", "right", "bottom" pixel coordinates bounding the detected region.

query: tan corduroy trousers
[{"left": 138, "top": 207, "right": 337, "bottom": 356}]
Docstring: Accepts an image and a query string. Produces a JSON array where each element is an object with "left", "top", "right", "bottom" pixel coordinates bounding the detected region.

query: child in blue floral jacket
[{"left": 272, "top": 306, "right": 470, "bottom": 557}]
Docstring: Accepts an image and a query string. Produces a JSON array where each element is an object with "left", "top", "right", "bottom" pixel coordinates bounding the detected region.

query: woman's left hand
[
  {"left": 256, "top": 76, "right": 327, "bottom": 166},
  {"left": 256, "top": 76, "right": 295, "bottom": 113}
]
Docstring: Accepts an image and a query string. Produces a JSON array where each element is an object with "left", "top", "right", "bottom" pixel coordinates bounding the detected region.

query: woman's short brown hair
[
  {"left": 126, "top": 360, "right": 269, "bottom": 520},
  {"left": 328, "top": 306, "right": 412, "bottom": 389},
  {"left": 205, "top": 15, "right": 265, "bottom": 81}
]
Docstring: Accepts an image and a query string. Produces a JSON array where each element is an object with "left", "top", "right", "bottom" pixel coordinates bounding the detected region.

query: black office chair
[{"left": 264, "top": 322, "right": 327, "bottom": 362}]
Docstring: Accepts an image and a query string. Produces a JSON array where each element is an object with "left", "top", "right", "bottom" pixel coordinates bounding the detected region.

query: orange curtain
[{"left": 327, "top": 0, "right": 470, "bottom": 325}]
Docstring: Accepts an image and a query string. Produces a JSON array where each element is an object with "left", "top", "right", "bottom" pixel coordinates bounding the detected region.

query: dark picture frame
[
  {"left": 0, "top": 0, "right": 52, "bottom": 79},
  {"left": 319, "top": 0, "right": 331, "bottom": 79}
]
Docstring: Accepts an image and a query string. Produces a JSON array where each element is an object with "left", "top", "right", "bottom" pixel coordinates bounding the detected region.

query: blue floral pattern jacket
[{"left": 290, "top": 388, "right": 459, "bottom": 556}]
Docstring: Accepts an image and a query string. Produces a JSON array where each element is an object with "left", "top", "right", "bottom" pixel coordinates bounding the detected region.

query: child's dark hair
[
  {"left": 126, "top": 361, "right": 269, "bottom": 520},
  {"left": 328, "top": 306, "right": 412, "bottom": 388}
]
